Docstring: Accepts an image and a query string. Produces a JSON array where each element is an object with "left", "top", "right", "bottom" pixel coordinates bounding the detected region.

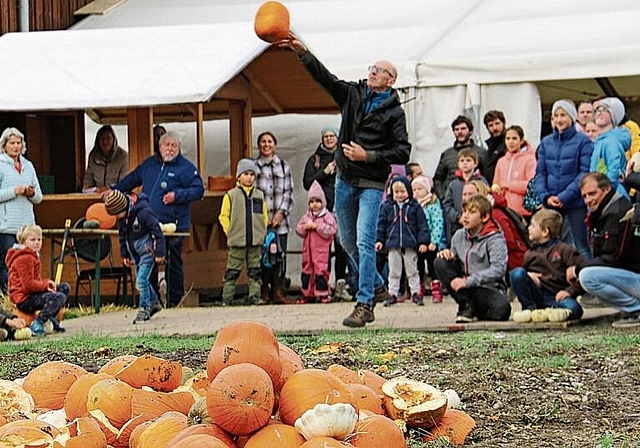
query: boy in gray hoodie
[{"left": 434, "top": 194, "right": 511, "bottom": 323}]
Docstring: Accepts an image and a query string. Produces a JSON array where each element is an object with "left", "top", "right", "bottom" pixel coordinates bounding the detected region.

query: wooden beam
[
  {"left": 243, "top": 67, "right": 284, "bottom": 114},
  {"left": 75, "top": 0, "right": 126, "bottom": 15},
  {"left": 74, "top": 112, "right": 85, "bottom": 191},
  {"left": 229, "top": 99, "right": 252, "bottom": 175},
  {"left": 195, "top": 103, "right": 205, "bottom": 176},
  {"left": 126, "top": 107, "right": 152, "bottom": 171}
]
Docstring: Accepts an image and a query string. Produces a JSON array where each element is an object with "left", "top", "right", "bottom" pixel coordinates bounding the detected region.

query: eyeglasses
[
  {"left": 594, "top": 106, "right": 609, "bottom": 114},
  {"left": 323, "top": 134, "right": 337, "bottom": 139},
  {"left": 368, "top": 65, "right": 395, "bottom": 78}
]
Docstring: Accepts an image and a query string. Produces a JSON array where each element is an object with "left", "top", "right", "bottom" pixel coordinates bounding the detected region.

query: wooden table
[{"left": 43, "top": 228, "right": 189, "bottom": 314}]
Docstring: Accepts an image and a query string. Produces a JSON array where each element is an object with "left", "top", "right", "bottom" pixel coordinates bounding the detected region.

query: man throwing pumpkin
[{"left": 280, "top": 33, "right": 412, "bottom": 327}]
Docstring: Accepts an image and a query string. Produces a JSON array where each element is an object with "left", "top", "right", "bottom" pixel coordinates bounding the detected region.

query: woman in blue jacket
[{"left": 534, "top": 100, "right": 593, "bottom": 260}]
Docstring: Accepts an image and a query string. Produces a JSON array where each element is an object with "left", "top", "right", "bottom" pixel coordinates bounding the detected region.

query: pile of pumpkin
[{"left": 0, "top": 321, "right": 475, "bottom": 447}]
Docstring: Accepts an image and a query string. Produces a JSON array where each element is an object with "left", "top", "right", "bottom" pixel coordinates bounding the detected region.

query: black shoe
[
  {"left": 342, "top": 304, "right": 375, "bottom": 327},
  {"left": 383, "top": 295, "right": 398, "bottom": 307},
  {"left": 133, "top": 309, "right": 150, "bottom": 324},
  {"left": 455, "top": 314, "right": 478, "bottom": 323},
  {"left": 149, "top": 301, "right": 163, "bottom": 317},
  {"left": 49, "top": 317, "right": 66, "bottom": 333}
]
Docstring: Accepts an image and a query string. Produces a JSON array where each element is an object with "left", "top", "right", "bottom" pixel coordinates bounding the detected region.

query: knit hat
[
  {"left": 598, "top": 97, "right": 626, "bottom": 127},
  {"left": 236, "top": 158, "right": 257, "bottom": 178},
  {"left": 104, "top": 190, "right": 129, "bottom": 216},
  {"left": 308, "top": 180, "right": 327, "bottom": 209},
  {"left": 321, "top": 126, "right": 339, "bottom": 138},
  {"left": 411, "top": 175, "right": 434, "bottom": 204},
  {"left": 552, "top": 99, "right": 578, "bottom": 122}
]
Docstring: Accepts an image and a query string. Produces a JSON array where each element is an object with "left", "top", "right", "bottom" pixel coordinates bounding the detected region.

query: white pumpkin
[
  {"left": 512, "top": 309, "right": 532, "bottom": 323},
  {"left": 443, "top": 389, "right": 462, "bottom": 409},
  {"left": 530, "top": 309, "right": 549, "bottom": 323},
  {"left": 547, "top": 308, "right": 571, "bottom": 322},
  {"left": 294, "top": 402, "right": 357, "bottom": 440}
]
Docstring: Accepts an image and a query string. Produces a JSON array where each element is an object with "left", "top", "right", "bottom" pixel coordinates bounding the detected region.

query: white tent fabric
[{"left": 0, "top": 23, "right": 268, "bottom": 110}]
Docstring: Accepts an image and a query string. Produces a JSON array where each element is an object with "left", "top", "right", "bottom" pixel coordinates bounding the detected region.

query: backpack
[
  {"left": 502, "top": 206, "right": 533, "bottom": 249},
  {"left": 261, "top": 228, "right": 284, "bottom": 271}
]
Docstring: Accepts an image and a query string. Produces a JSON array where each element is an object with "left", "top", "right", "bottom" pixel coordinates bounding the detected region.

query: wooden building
[{"left": 0, "top": 17, "right": 337, "bottom": 304}]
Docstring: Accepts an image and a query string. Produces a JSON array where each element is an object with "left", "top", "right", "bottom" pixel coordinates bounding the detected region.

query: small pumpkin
[
  {"left": 244, "top": 423, "right": 304, "bottom": 448},
  {"left": 422, "top": 409, "right": 476, "bottom": 446},
  {"left": 254, "top": 1, "right": 290, "bottom": 43},
  {"left": 531, "top": 308, "right": 549, "bottom": 323},
  {"left": 512, "top": 309, "right": 532, "bottom": 323},
  {"left": 547, "top": 308, "right": 571, "bottom": 322},
  {"left": 278, "top": 369, "right": 354, "bottom": 427},
  {"left": 294, "top": 403, "right": 357, "bottom": 440},
  {"left": 348, "top": 414, "right": 406, "bottom": 447},
  {"left": 206, "top": 321, "right": 282, "bottom": 388},
  {"left": 22, "top": 361, "right": 88, "bottom": 410},
  {"left": 207, "top": 362, "right": 274, "bottom": 436}
]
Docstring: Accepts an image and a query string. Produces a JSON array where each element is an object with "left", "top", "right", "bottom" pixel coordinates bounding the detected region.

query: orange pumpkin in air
[{"left": 254, "top": 1, "right": 290, "bottom": 43}]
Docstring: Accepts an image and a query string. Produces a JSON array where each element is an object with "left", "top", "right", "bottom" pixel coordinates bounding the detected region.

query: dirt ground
[{"left": 4, "top": 300, "right": 639, "bottom": 447}]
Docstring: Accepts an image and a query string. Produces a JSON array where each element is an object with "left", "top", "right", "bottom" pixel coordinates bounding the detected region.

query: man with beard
[
  {"left": 433, "top": 115, "right": 487, "bottom": 200},
  {"left": 483, "top": 110, "right": 507, "bottom": 184}
]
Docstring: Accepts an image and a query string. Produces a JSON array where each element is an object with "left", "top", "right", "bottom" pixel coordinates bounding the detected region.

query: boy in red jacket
[{"left": 6, "top": 224, "right": 69, "bottom": 335}]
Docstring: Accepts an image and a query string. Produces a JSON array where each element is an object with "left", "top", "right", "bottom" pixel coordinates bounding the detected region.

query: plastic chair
[{"left": 71, "top": 218, "right": 134, "bottom": 307}]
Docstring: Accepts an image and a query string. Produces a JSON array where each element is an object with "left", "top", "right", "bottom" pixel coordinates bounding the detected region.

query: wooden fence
[{"left": 0, "top": 0, "right": 93, "bottom": 36}]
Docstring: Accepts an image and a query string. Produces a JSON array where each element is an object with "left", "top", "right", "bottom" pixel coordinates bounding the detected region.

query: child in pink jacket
[{"left": 296, "top": 180, "right": 337, "bottom": 303}]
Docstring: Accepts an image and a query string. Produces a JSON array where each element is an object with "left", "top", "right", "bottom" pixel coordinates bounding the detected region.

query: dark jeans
[
  {"left": 510, "top": 267, "right": 583, "bottom": 319},
  {"left": 17, "top": 282, "right": 70, "bottom": 323},
  {"left": 0, "top": 233, "right": 17, "bottom": 293},
  {"left": 434, "top": 257, "right": 511, "bottom": 321},
  {"left": 418, "top": 250, "right": 438, "bottom": 282},
  {"left": 152, "top": 237, "right": 184, "bottom": 308},
  {"left": 333, "top": 236, "right": 348, "bottom": 282}
]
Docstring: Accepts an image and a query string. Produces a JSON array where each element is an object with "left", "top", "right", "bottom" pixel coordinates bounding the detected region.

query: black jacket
[
  {"left": 578, "top": 189, "right": 640, "bottom": 274},
  {"left": 433, "top": 139, "right": 487, "bottom": 200},
  {"left": 302, "top": 144, "right": 337, "bottom": 211},
  {"left": 484, "top": 134, "right": 506, "bottom": 184},
  {"left": 300, "top": 52, "right": 411, "bottom": 189}
]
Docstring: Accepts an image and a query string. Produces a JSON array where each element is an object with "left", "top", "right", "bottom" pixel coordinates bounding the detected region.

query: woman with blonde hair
[{"left": 0, "top": 127, "right": 43, "bottom": 292}]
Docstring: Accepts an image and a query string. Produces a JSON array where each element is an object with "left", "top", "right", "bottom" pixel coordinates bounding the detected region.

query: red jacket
[
  {"left": 491, "top": 194, "right": 527, "bottom": 271},
  {"left": 6, "top": 246, "right": 49, "bottom": 305}
]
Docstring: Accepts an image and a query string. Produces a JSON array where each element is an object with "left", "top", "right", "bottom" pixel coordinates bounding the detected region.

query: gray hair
[
  {"left": 0, "top": 127, "right": 27, "bottom": 154},
  {"left": 158, "top": 130, "right": 182, "bottom": 149}
]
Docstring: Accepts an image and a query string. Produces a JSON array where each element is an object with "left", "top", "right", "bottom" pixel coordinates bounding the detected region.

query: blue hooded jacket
[
  {"left": 534, "top": 125, "right": 593, "bottom": 210},
  {"left": 591, "top": 127, "right": 631, "bottom": 199},
  {"left": 114, "top": 153, "right": 204, "bottom": 231},
  {"left": 376, "top": 176, "right": 430, "bottom": 250}
]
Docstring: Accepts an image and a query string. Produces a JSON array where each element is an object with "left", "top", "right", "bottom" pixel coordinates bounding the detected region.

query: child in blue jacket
[
  {"left": 375, "top": 176, "right": 430, "bottom": 306},
  {"left": 105, "top": 190, "right": 165, "bottom": 324}
]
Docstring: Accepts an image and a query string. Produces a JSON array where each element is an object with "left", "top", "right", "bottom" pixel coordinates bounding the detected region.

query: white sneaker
[{"left": 334, "top": 279, "right": 353, "bottom": 302}]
